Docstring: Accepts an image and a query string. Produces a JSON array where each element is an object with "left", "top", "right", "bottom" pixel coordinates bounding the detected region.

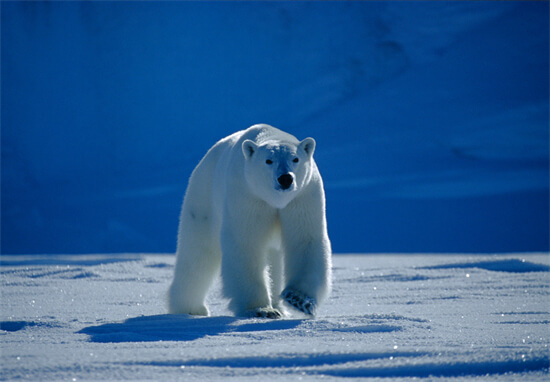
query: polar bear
[{"left": 168, "top": 124, "right": 331, "bottom": 318}]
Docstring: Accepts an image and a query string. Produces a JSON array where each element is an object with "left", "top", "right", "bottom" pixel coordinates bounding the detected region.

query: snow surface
[
  {"left": 2, "top": 1, "right": 549, "bottom": 254},
  {"left": 1, "top": 253, "right": 549, "bottom": 381}
]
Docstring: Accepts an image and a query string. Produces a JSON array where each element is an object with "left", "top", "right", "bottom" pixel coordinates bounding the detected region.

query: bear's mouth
[{"left": 276, "top": 186, "right": 293, "bottom": 192}]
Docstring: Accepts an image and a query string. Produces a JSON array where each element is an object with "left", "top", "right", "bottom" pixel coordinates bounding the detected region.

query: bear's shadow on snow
[{"left": 78, "top": 314, "right": 303, "bottom": 343}]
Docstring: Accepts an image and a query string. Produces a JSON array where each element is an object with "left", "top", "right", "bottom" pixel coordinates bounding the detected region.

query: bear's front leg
[
  {"left": 279, "top": 182, "right": 332, "bottom": 317},
  {"left": 220, "top": 214, "right": 281, "bottom": 319}
]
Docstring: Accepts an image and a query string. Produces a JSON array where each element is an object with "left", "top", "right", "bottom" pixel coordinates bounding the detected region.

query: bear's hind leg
[{"left": 267, "top": 246, "right": 286, "bottom": 315}]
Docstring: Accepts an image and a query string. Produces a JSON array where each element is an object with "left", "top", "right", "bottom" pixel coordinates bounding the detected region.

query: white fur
[{"left": 168, "top": 124, "right": 332, "bottom": 318}]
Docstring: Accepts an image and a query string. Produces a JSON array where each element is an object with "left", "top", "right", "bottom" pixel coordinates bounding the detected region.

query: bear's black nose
[{"left": 278, "top": 174, "right": 293, "bottom": 190}]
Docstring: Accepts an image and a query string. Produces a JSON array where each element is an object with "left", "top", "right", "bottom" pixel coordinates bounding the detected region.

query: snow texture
[
  {"left": 2, "top": 2, "right": 549, "bottom": 255},
  {"left": 1, "top": 253, "right": 549, "bottom": 381}
]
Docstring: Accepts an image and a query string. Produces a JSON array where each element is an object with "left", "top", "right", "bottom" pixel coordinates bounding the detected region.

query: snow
[
  {"left": 1, "top": 253, "right": 549, "bottom": 380},
  {"left": 2, "top": 1, "right": 548, "bottom": 255}
]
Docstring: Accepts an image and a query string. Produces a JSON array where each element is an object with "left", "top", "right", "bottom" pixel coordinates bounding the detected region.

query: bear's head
[{"left": 242, "top": 137, "right": 316, "bottom": 209}]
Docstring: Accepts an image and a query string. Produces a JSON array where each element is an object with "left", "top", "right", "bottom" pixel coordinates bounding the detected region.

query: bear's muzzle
[{"left": 277, "top": 173, "right": 293, "bottom": 190}]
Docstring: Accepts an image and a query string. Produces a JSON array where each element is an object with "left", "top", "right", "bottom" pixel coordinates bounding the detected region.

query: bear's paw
[
  {"left": 250, "top": 307, "right": 282, "bottom": 319},
  {"left": 281, "top": 288, "right": 316, "bottom": 316}
]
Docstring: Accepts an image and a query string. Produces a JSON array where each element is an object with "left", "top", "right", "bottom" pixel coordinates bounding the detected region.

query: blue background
[{"left": 2, "top": 1, "right": 548, "bottom": 254}]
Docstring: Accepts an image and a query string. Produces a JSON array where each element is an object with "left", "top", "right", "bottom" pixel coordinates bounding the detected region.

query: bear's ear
[
  {"left": 242, "top": 140, "right": 258, "bottom": 159},
  {"left": 299, "top": 137, "right": 316, "bottom": 157}
]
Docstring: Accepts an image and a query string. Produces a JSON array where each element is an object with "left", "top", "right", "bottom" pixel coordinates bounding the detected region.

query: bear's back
[{"left": 217, "top": 124, "right": 300, "bottom": 150}]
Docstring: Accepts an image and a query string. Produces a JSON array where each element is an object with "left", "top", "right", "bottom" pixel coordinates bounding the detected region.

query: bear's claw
[
  {"left": 251, "top": 307, "right": 282, "bottom": 319},
  {"left": 281, "top": 288, "right": 316, "bottom": 316}
]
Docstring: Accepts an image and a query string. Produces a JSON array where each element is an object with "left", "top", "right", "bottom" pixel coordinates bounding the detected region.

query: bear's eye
[
  {"left": 293, "top": 158, "right": 299, "bottom": 163},
  {"left": 266, "top": 159, "right": 273, "bottom": 165}
]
